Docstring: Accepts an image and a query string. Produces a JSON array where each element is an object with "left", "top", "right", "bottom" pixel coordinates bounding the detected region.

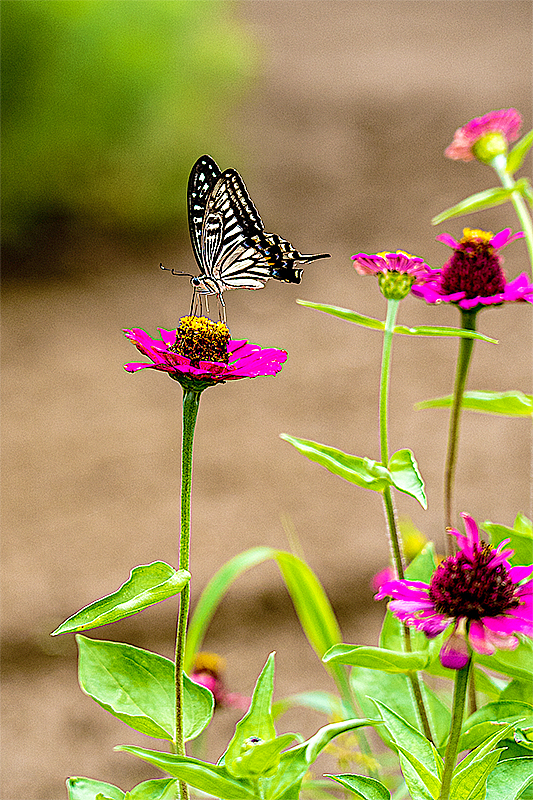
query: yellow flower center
[
  {"left": 171, "top": 316, "right": 230, "bottom": 365},
  {"left": 460, "top": 228, "right": 493, "bottom": 246}
]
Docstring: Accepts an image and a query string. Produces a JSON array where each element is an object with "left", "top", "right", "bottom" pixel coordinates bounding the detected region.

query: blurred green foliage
[{"left": 1, "top": 0, "right": 258, "bottom": 248}]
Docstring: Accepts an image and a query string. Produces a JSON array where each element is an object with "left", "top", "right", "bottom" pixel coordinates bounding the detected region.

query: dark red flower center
[
  {"left": 428, "top": 542, "right": 519, "bottom": 619},
  {"left": 171, "top": 316, "right": 230, "bottom": 366},
  {"left": 440, "top": 233, "right": 506, "bottom": 300}
]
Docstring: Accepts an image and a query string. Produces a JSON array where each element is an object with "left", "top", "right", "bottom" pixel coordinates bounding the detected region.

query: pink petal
[
  {"left": 436, "top": 233, "right": 460, "bottom": 249},
  {"left": 440, "top": 630, "right": 469, "bottom": 669}
]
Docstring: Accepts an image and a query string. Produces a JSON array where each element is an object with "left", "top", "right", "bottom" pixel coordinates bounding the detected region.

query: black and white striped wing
[{"left": 187, "top": 155, "right": 221, "bottom": 272}]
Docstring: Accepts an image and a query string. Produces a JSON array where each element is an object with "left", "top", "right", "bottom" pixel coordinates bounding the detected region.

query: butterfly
[{"left": 162, "top": 155, "right": 330, "bottom": 322}]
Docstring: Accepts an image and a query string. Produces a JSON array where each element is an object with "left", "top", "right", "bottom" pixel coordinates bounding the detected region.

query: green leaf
[
  {"left": 415, "top": 390, "right": 533, "bottom": 417},
  {"left": 128, "top": 780, "right": 177, "bottom": 800},
  {"left": 431, "top": 183, "right": 527, "bottom": 224},
  {"left": 388, "top": 449, "right": 427, "bottom": 508},
  {"left": 395, "top": 744, "right": 442, "bottom": 798},
  {"left": 326, "top": 773, "right": 391, "bottom": 800},
  {"left": 455, "top": 722, "right": 517, "bottom": 775},
  {"left": 370, "top": 698, "right": 443, "bottom": 800},
  {"left": 76, "top": 635, "right": 213, "bottom": 741},
  {"left": 67, "top": 778, "right": 125, "bottom": 800},
  {"left": 280, "top": 435, "right": 391, "bottom": 492},
  {"left": 296, "top": 300, "right": 385, "bottom": 329},
  {"left": 514, "top": 729, "right": 533, "bottom": 752},
  {"left": 500, "top": 677, "right": 533, "bottom": 704},
  {"left": 482, "top": 521, "right": 533, "bottom": 567},
  {"left": 515, "top": 513, "right": 533, "bottom": 537},
  {"left": 507, "top": 129, "right": 533, "bottom": 173},
  {"left": 450, "top": 750, "right": 501, "bottom": 799},
  {"left": 486, "top": 756, "right": 533, "bottom": 800},
  {"left": 229, "top": 733, "right": 300, "bottom": 779},
  {"left": 272, "top": 691, "right": 343, "bottom": 720},
  {"left": 115, "top": 746, "right": 257, "bottom": 799},
  {"left": 392, "top": 325, "right": 497, "bottom": 343},
  {"left": 459, "top": 700, "right": 533, "bottom": 751},
  {"left": 323, "top": 644, "right": 429, "bottom": 672},
  {"left": 53, "top": 563, "right": 190, "bottom": 635}
]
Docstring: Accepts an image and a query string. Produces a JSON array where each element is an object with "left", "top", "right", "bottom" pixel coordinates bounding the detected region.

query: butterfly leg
[{"left": 216, "top": 293, "right": 227, "bottom": 325}]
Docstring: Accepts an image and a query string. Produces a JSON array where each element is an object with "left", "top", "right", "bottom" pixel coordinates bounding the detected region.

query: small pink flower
[
  {"left": 376, "top": 513, "right": 533, "bottom": 669},
  {"left": 351, "top": 251, "right": 434, "bottom": 300},
  {"left": 445, "top": 108, "right": 522, "bottom": 162},
  {"left": 411, "top": 228, "right": 532, "bottom": 311},
  {"left": 190, "top": 652, "right": 249, "bottom": 711},
  {"left": 124, "top": 317, "right": 287, "bottom": 390}
]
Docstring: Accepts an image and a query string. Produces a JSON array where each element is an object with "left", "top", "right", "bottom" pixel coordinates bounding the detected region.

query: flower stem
[
  {"left": 174, "top": 389, "right": 202, "bottom": 800},
  {"left": 379, "top": 300, "right": 434, "bottom": 745},
  {"left": 444, "top": 309, "right": 477, "bottom": 548},
  {"left": 438, "top": 658, "right": 472, "bottom": 800},
  {"left": 491, "top": 153, "right": 533, "bottom": 275}
]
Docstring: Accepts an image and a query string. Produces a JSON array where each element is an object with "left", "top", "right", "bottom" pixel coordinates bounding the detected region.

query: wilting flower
[
  {"left": 190, "top": 652, "right": 249, "bottom": 710},
  {"left": 124, "top": 316, "right": 287, "bottom": 391},
  {"left": 351, "top": 251, "right": 434, "bottom": 300},
  {"left": 411, "top": 228, "right": 532, "bottom": 311},
  {"left": 445, "top": 108, "right": 522, "bottom": 163},
  {"left": 376, "top": 513, "right": 533, "bottom": 669}
]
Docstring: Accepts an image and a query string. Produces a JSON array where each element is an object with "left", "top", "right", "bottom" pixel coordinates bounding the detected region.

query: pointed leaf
[
  {"left": 53, "top": 563, "right": 190, "bottom": 635},
  {"left": 449, "top": 750, "right": 501, "bottom": 800},
  {"left": 323, "top": 644, "right": 429, "bottom": 672},
  {"left": 326, "top": 773, "right": 391, "bottom": 799},
  {"left": 431, "top": 184, "right": 525, "bottom": 224},
  {"left": 76, "top": 636, "right": 213, "bottom": 741},
  {"left": 486, "top": 756, "right": 533, "bottom": 800},
  {"left": 393, "top": 325, "right": 497, "bottom": 343},
  {"left": 455, "top": 722, "right": 517, "bottom": 776},
  {"left": 280, "top": 435, "right": 391, "bottom": 492},
  {"left": 507, "top": 129, "right": 533, "bottom": 173},
  {"left": 128, "top": 780, "right": 177, "bottom": 800},
  {"left": 415, "top": 390, "right": 533, "bottom": 417},
  {"left": 388, "top": 449, "right": 427, "bottom": 508},
  {"left": 475, "top": 637, "right": 533, "bottom": 680},
  {"left": 115, "top": 746, "right": 257, "bottom": 799},
  {"left": 67, "top": 778, "right": 125, "bottom": 800},
  {"left": 296, "top": 300, "right": 385, "bottom": 330},
  {"left": 482, "top": 521, "right": 533, "bottom": 567},
  {"left": 396, "top": 744, "right": 441, "bottom": 798},
  {"left": 229, "top": 733, "right": 300, "bottom": 779}
]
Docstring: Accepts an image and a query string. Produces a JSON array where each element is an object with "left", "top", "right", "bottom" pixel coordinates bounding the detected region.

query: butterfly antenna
[
  {"left": 302, "top": 252, "right": 331, "bottom": 263},
  {"left": 160, "top": 263, "right": 195, "bottom": 278}
]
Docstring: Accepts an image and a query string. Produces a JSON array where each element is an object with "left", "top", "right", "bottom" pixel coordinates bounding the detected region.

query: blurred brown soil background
[{"left": 2, "top": 2, "right": 532, "bottom": 798}]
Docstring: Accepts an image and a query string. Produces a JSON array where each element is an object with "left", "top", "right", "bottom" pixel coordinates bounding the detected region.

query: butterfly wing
[{"left": 187, "top": 155, "right": 221, "bottom": 272}]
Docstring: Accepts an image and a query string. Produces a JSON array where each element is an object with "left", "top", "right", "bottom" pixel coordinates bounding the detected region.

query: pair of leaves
[
  {"left": 280, "top": 435, "right": 427, "bottom": 508},
  {"left": 118, "top": 653, "right": 379, "bottom": 800},
  {"left": 431, "top": 179, "right": 531, "bottom": 225},
  {"left": 296, "top": 300, "right": 497, "bottom": 344},
  {"left": 52, "top": 562, "right": 190, "bottom": 636},
  {"left": 416, "top": 389, "right": 533, "bottom": 418},
  {"left": 67, "top": 777, "right": 177, "bottom": 800},
  {"left": 76, "top": 635, "right": 213, "bottom": 742}
]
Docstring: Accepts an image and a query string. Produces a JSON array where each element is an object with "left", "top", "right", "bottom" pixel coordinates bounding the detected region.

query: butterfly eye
[{"left": 191, "top": 277, "right": 201, "bottom": 287}]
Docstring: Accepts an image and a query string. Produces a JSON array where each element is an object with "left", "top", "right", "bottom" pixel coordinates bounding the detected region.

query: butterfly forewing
[{"left": 187, "top": 155, "right": 221, "bottom": 270}]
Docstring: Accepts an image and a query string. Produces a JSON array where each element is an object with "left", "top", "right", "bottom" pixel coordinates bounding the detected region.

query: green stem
[
  {"left": 439, "top": 658, "right": 472, "bottom": 800},
  {"left": 444, "top": 309, "right": 478, "bottom": 548},
  {"left": 379, "top": 299, "right": 434, "bottom": 745},
  {"left": 491, "top": 153, "right": 533, "bottom": 275},
  {"left": 174, "top": 389, "right": 202, "bottom": 800}
]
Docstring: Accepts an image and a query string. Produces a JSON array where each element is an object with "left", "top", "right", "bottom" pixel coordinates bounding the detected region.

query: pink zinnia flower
[
  {"left": 411, "top": 228, "right": 532, "bottom": 311},
  {"left": 124, "top": 316, "right": 287, "bottom": 390},
  {"left": 190, "top": 652, "right": 249, "bottom": 711},
  {"left": 351, "top": 251, "right": 434, "bottom": 300},
  {"left": 445, "top": 108, "right": 522, "bottom": 163},
  {"left": 376, "top": 513, "right": 533, "bottom": 669}
]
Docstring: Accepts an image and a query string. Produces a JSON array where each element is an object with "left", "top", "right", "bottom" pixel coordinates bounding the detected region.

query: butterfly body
[{"left": 183, "top": 155, "right": 329, "bottom": 319}]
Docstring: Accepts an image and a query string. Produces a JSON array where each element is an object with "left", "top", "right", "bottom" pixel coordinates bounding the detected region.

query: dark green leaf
[
  {"left": 115, "top": 746, "right": 257, "bottom": 799},
  {"left": 482, "top": 521, "right": 533, "bottom": 567},
  {"left": 323, "top": 644, "right": 429, "bottom": 672},
  {"left": 486, "top": 756, "right": 533, "bottom": 800},
  {"left": 326, "top": 773, "right": 391, "bottom": 800},
  {"left": 76, "top": 636, "right": 213, "bottom": 742},
  {"left": 393, "top": 325, "right": 497, "bottom": 343},
  {"left": 280, "top": 435, "right": 391, "bottom": 492},
  {"left": 388, "top": 449, "right": 427, "bottom": 508},
  {"left": 507, "top": 129, "right": 533, "bottom": 173},
  {"left": 500, "top": 678, "right": 533, "bottom": 704},
  {"left": 67, "top": 778, "right": 125, "bottom": 800},
  {"left": 52, "top": 563, "right": 190, "bottom": 635},
  {"left": 296, "top": 300, "right": 385, "bottom": 329},
  {"left": 431, "top": 184, "right": 524, "bottom": 224},
  {"left": 415, "top": 390, "right": 533, "bottom": 417}
]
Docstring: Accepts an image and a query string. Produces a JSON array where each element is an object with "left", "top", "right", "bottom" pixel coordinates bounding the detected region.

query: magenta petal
[
  {"left": 436, "top": 233, "right": 459, "bottom": 249},
  {"left": 440, "top": 631, "right": 469, "bottom": 669}
]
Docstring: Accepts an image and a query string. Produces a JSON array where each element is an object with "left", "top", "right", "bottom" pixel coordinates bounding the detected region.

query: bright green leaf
[
  {"left": 476, "top": 637, "right": 533, "bottom": 681},
  {"left": 482, "top": 521, "right": 533, "bottom": 567},
  {"left": 326, "top": 773, "right": 391, "bottom": 800},
  {"left": 455, "top": 722, "right": 517, "bottom": 778},
  {"left": 450, "top": 750, "right": 501, "bottom": 800},
  {"left": 395, "top": 744, "right": 441, "bottom": 798},
  {"left": 392, "top": 325, "right": 497, "bottom": 343},
  {"left": 415, "top": 390, "right": 533, "bottom": 417},
  {"left": 323, "top": 644, "right": 429, "bottom": 672},
  {"left": 486, "top": 756, "right": 533, "bottom": 800},
  {"left": 515, "top": 513, "right": 533, "bottom": 537},
  {"left": 296, "top": 300, "right": 385, "bottom": 329},
  {"left": 76, "top": 636, "right": 213, "bottom": 742},
  {"left": 128, "top": 780, "right": 177, "bottom": 800},
  {"left": 67, "top": 778, "right": 125, "bottom": 800},
  {"left": 500, "top": 677, "right": 533, "bottom": 704},
  {"left": 115, "top": 746, "right": 257, "bottom": 800},
  {"left": 229, "top": 733, "right": 300, "bottom": 779},
  {"left": 280, "top": 435, "right": 391, "bottom": 492},
  {"left": 514, "top": 729, "right": 533, "bottom": 752},
  {"left": 53, "top": 563, "right": 190, "bottom": 635},
  {"left": 431, "top": 184, "right": 527, "bottom": 224},
  {"left": 463, "top": 700, "right": 533, "bottom": 730},
  {"left": 388, "top": 449, "right": 427, "bottom": 508},
  {"left": 507, "top": 129, "right": 533, "bottom": 173}
]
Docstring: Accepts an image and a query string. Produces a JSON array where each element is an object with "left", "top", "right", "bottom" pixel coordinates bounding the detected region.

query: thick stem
[
  {"left": 439, "top": 659, "right": 472, "bottom": 800},
  {"left": 174, "top": 389, "right": 202, "bottom": 800},
  {"left": 444, "top": 310, "right": 477, "bottom": 548},
  {"left": 491, "top": 154, "right": 533, "bottom": 275}
]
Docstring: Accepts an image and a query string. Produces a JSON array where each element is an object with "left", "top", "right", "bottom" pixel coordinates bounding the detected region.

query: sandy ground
[{"left": 2, "top": 2, "right": 532, "bottom": 798}]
